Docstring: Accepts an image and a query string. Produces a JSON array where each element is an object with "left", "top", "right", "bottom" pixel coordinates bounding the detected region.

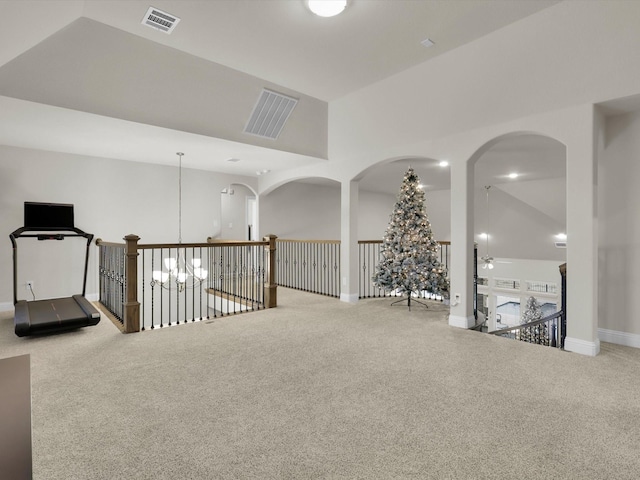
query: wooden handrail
[
  {"left": 358, "top": 239, "right": 450, "bottom": 245},
  {"left": 95, "top": 238, "right": 125, "bottom": 248},
  {"left": 276, "top": 239, "right": 341, "bottom": 244}
]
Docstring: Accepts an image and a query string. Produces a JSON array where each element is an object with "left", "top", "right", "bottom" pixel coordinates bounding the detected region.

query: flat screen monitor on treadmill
[{"left": 24, "top": 202, "right": 74, "bottom": 230}]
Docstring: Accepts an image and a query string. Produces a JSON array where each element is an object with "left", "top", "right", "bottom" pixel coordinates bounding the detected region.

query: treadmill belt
[{"left": 14, "top": 296, "right": 100, "bottom": 337}]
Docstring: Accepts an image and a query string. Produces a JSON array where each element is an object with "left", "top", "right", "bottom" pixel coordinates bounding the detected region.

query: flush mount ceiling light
[
  {"left": 439, "top": 160, "right": 449, "bottom": 167},
  {"left": 421, "top": 38, "right": 435, "bottom": 48},
  {"left": 307, "top": 0, "right": 347, "bottom": 17},
  {"left": 508, "top": 172, "right": 519, "bottom": 179}
]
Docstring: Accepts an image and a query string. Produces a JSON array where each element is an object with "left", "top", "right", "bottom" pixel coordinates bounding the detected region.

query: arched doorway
[{"left": 470, "top": 133, "right": 566, "bottom": 331}]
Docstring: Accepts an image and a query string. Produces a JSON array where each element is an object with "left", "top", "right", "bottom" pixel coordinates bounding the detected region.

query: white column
[
  {"left": 563, "top": 105, "right": 601, "bottom": 356},
  {"left": 340, "top": 180, "right": 359, "bottom": 303},
  {"left": 449, "top": 158, "right": 476, "bottom": 328}
]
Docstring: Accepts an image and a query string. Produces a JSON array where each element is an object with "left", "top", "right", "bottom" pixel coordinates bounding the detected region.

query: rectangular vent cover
[
  {"left": 244, "top": 89, "right": 298, "bottom": 140},
  {"left": 142, "top": 7, "right": 180, "bottom": 34},
  {"left": 555, "top": 241, "right": 567, "bottom": 248}
]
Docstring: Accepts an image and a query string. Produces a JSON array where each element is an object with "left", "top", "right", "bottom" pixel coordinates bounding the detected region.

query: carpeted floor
[{"left": 1, "top": 288, "right": 640, "bottom": 479}]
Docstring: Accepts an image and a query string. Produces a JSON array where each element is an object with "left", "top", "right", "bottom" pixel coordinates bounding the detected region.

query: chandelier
[
  {"left": 481, "top": 185, "right": 494, "bottom": 270},
  {"left": 151, "top": 152, "right": 208, "bottom": 290}
]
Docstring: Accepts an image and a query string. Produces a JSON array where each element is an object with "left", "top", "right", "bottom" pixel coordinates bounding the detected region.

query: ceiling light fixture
[
  {"left": 307, "top": 0, "right": 347, "bottom": 17},
  {"left": 421, "top": 38, "right": 435, "bottom": 48},
  {"left": 439, "top": 161, "right": 449, "bottom": 167},
  {"left": 481, "top": 186, "right": 494, "bottom": 270},
  {"left": 508, "top": 172, "right": 519, "bottom": 179},
  {"left": 151, "top": 153, "right": 208, "bottom": 291}
]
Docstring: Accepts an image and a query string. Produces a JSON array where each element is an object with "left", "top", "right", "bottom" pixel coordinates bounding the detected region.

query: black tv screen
[{"left": 24, "top": 202, "right": 75, "bottom": 229}]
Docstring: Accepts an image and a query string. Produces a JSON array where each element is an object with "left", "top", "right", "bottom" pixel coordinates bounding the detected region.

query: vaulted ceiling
[{"left": 0, "top": 0, "right": 565, "bottom": 184}]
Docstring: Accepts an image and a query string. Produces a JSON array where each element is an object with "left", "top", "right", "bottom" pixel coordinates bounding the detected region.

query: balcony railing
[
  {"left": 488, "top": 310, "right": 566, "bottom": 348},
  {"left": 275, "top": 239, "right": 451, "bottom": 300},
  {"left": 96, "top": 235, "right": 277, "bottom": 333},
  {"left": 358, "top": 240, "right": 451, "bottom": 299},
  {"left": 275, "top": 239, "right": 340, "bottom": 297}
]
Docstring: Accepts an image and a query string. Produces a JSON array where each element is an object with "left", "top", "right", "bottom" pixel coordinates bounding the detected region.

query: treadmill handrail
[
  {"left": 10, "top": 226, "right": 91, "bottom": 238},
  {"left": 10, "top": 226, "right": 94, "bottom": 305}
]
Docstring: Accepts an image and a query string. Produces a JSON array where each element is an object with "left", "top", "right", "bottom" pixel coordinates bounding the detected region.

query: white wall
[
  {"left": 0, "top": 145, "right": 255, "bottom": 307},
  {"left": 599, "top": 110, "right": 640, "bottom": 337},
  {"left": 259, "top": 181, "right": 452, "bottom": 242},
  {"left": 474, "top": 183, "right": 566, "bottom": 262},
  {"left": 328, "top": 1, "right": 640, "bottom": 165},
  {"left": 220, "top": 184, "right": 255, "bottom": 240},
  {"left": 260, "top": 181, "right": 340, "bottom": 240}
]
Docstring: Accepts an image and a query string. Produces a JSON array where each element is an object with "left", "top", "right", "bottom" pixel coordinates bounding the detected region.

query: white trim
[
  {"left": 564, "top": 336, "right": 601, "bottom": 356},
  {"left": 86, "top": 293, "right": 99, "bottom": 302},
  {"left": 598, "top": 328, "right": 640, "bottom": 349},
  {"left": 448, "top": 314, "right": 475, "bottom": 329},
  {"left": 340, "top": 293, "right": 359, "bottom": 304}
]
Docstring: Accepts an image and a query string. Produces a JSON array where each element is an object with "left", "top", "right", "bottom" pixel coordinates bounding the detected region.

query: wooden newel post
[
  {"left": 264, "top": 234, "right": 278, "bottom": 308},
  {"left": 124, "top": 234, "right": 141, "bottom": 333}
]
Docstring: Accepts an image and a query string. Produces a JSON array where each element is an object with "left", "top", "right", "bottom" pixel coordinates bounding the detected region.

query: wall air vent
[
  {"left": 244, "top": 89, "right": 298, "bottom": 140},
  {"left": 141, "top": 7, "right": 180, "bottom": 34}
]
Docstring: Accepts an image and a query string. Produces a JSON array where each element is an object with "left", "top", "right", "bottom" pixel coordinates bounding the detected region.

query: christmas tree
[
  {"left": 521, "top": 296, "right": 542, "bottom": 323},
  {"left": 372, "top": 167, "right": 449, "bottom": 305},
  {"left": 519, "top": 296, "right": 549, "bottom": 345}
]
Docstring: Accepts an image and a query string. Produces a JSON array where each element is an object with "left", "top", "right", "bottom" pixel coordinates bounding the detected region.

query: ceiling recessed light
[
  {"left": 439, "top": 160, "right": 449, "bottom": 167},
  {"left": 508, "top": 172, "right": 519, "bottom": 179},
  {"left": 421, "top": 38, "right": 435, "bottom": 48},
  {"left": 256, "top": 169, "right": 270, "bottom": 176},
  {"left": 555, "top": 233, "right": 567, "bottom": 240},
  {"left": 307, "top": 0, "right": 347, "bottom": 17}
]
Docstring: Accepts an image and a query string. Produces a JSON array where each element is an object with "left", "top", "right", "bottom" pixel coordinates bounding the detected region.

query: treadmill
[{"left": 9, "top": 202, "right": 100, "bottom": 337}]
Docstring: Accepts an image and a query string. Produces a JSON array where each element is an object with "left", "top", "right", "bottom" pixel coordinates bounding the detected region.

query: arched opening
[
  {"left": 217, "top": 182, "right": 258, "bottom": 240},
  {"left": 469, "top": 133, "right": 567, "bottom": 331},
  {"left": 259, "top": 177, "right": 341, "bottom": 239},
  {"left": 356, "top": 156, "right": 451, "bottom": 241}
]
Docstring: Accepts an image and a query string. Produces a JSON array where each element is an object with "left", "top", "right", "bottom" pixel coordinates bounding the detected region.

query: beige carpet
[{"left": 1, "top": 288, "right": 640, "bottom": 479}]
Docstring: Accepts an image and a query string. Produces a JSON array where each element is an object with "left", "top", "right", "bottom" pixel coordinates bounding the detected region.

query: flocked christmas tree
[
  {"left": 372, "top": 167, "right": 449, "bottom": 307},
  {"left": 519, "top": 296, "right": 549, "bottom": 345}
]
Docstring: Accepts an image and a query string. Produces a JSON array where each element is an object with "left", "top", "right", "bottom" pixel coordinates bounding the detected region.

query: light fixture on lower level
[
  {"left": 307, "top": 0, "right": 347, "bottom": 17},
  {"left": 151, "top": 152, "right": 208, "bottom": 291}
]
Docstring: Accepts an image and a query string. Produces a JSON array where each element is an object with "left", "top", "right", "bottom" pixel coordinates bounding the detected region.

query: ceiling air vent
[
  {"left": 244, "top": 89, "right": 298, "bottom": 140},
  {"left": 555, "top": 241, "right": 567, "bottom": 248},
  {"left": 141, "top": 7, "right": 180, "bottom": 34}
]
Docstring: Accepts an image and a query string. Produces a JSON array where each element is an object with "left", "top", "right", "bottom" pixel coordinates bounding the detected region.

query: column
[
  {"left": 449, "top": 158, "right": 476, "bottom": 328},
  {"left": 340, "top": 180, "right": 359, "bottom": 303},
  {"left": 563, "top": 105, "right": 600, "bottom": 356}
]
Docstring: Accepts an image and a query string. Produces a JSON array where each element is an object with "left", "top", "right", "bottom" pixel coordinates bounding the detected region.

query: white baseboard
[
  {"left": 598, "top": 328, "right": 640, "bottom": 349},
  {"left": 564, "top": 336, "right": 601, "bottom": 356},
  {"left": 448, "top": 315, "right": 475, "bottom": 329},
  {"left": 0, "top": 302, "right": 13, "bottom": 313},
  {"left": 340, "top": 293, "right": 359, "bottom": 304}
]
